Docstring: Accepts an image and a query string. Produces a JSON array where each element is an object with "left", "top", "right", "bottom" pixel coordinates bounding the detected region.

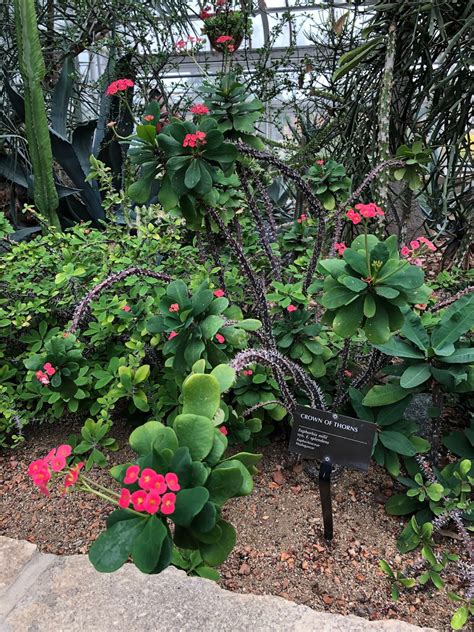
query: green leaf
[
  {"left": 172, "top": 487, "right": 210, "bottom": 527},
  {"left": 210, "top": 365, "right": 236, "bottom": 392},
  {"left": 364, "top": 293, "right": 376, "bottom": 318},
  {"left": 380, "top": 431, "right": 418, "bottom": 456},
  {"left": 131, "top": 516, "right": 167, "bottom": 573},
  {"left": 200, "top": 520, "right": 236, "bottom": 566},
  {"left": 206, "top": 466, "right": 243, "bottom": 505},
  {"left": 321, "top": 286, "right": 359, "bottom": 309},
  {"left": 363, "top": 384, "right": 409, "bottom": 407},
  {"left": 184, "top": 159, "right": 201, "bottom": 189},
  {"left": 132, "top": 390, "right": 149, "bottom": 412},
  {"left": 365, "top": 304, "right": 390, "bottom": 344},
  {"left": 200, "top": 315, "right": 225, "bottom": 339},
  {"left": 342, "top": 249, "right": 368, "bottom": 276},
  {"left": 129, "top": 421, "right": 167, "bottom": 455},
  {"left": 332, "top": 298, "right": 364, "bottom": 337},
  {"left": 375, "top": 337, "right": 425, "bottom": 359},
  {"left": 182, "top": 374, "right": 221, "bottom": 419},
  {"left": 173, "top": 413, "right": 215, "bottom": 461},
  {"left": 451, "top": 605, "right": 469, "bottom": 630},
  {"left": 400, "top": 363, "right": 431, "bottom": 388},
  {"left": 431, "top": 293, "right": 474, "bottom": 352},
  {"left": 134, "top": 365, "right": 150, "bottom": 384},
  {"left": 438, "top": 348, "right": 474, "bottom": 364},
  {"left": 385, "top": 494, "right": 421, "bottom": 516},
  {"left": 401, "top": 311, "right": 429, "bottom": 351},
  {"left": 88, "top": 517, "right": 146, "bottom": 572}
]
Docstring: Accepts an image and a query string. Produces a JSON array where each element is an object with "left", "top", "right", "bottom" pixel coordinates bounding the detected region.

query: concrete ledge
[{"left": 0, "top": 536, "right": 435, "bottom": 632}]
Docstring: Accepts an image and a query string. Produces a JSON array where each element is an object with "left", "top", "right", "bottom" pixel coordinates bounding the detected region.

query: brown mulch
[{"left": 0, "top": 418, "right": 465, "bottom": 631}]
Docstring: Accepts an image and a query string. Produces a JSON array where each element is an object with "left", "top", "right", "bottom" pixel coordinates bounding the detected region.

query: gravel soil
[{"left": 0, "top": 417, "right": 466, "bottom": 632}]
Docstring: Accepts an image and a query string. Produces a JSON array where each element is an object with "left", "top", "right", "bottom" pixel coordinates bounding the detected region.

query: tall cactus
[{"left": 14, "top": 0, "right": 61, "bottom": 229}]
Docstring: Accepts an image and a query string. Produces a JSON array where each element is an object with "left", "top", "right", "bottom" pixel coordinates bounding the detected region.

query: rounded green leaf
[
  {"left": 182, "top": 374, "right": 221, "bottom": 419},
  {"left": 131, "top": 516, "right": 167, "bottom": 573},
  {"left": 129, "top": 421, "right": 167, "bottom": 455},
  {"left": 210, "top": 365, "right": 236, "bottom": 392},
  {"left": 200, "top": 519, "right": 236, "bottom": 566},
  {"left": 88, "top": 517, "right": 146, "bottom": 572},
  {"left": 173, "top": 413, "right": 215, "bottom": 460},
  {"left": 172, "top": 487, "right": 210, "bottom": 526}
]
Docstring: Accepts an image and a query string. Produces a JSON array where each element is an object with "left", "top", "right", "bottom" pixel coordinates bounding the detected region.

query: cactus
[{"left": 14, "top": 0, "right": 61, "bottom": 229}]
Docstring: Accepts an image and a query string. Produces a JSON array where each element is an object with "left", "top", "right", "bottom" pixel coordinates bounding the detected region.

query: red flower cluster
[
  {"left": 28, "top": 445, "right": 81, "bottom": 495},
  {"left": 168, "top": 331, "right": 178, "bottom": 340},
  {"left": 243, "top": 369, "right": 253, "bottom": 376},
  {"left": 35, "top": 362, "right": 56, "bottom": 385},
  {"left": 200, "top": 6, "right": 213, "bottom": 19},
  {"left": 219, "top": 426, "right": 228, "bottom": 436},
  {"left": 183, "top": 131, "right": 207, "bottom": 148},
  {"left": 190, "top": 103, "right": 210, "bottom": 115},
  {"left": 354, "top": 202, "right": 384, "bottom": 219},
  {"left": 334, "top": 242, "right": 346, "bottom": 256},
  {"left": 169, "top": 303, "right": 180, "bottom": 312},
  {"left": 143, "top": 114, "right": 155, "bottom": 122},
  {"left": 297, "top": 214, "right": 308, "bottom": 224},
  {"left": 316, "top": 159, "right": 324, "bottom": 165},
  {"left": 287, "top": 305, "right": 297, "bottom": 313},
  {"left": 176, "top": 36, "right": 205, "bottom": 50},
  {"left": 401, "top": 236, "right": 436, "bottom": 264},
  {"left": 122, "top": 305, "right": 131, "bottom": 312},
  {"left": 213, "top": 289, "right": 225, "bottom": 297},
  {"left": 216, "top": 35, "right": 233, "bottom": 43},
  {"left": 346, "top": 202, "right": 384, "bottom": 224},
  {"left": 106, "top": 79, "right": 134, "bottom": 96},
  {"left": 119, "top": 466, "right": 180, "bottom": 515},
  {"left": 215, "top": 333, "right": 225, "bottom": 344}
]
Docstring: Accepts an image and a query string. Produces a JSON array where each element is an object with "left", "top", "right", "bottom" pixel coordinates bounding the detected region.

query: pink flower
[
  {"left": 227, "top": 44, "right": 235, "bottom": 53},
  {"left": 190, "top": 104, "right": 210, "bottom": 115},
  {"left": 287, "top": 305, "right": 297, "bottom": 313},
  {"left": 150, "top": 474, "right": 167, "bottom": 495},
  {"left": 215, "top": 333, "right": 225, "bottom": 344},
  {"left": 216, "top": 35, "right": 233, "bottom": 44},
  {"left": 32, "top": 469, "right": 51, "bottom": 488},
  {"left": 219, "top": 426, "right": 228, "bottom": 436},
  {"left": 35, "top": 370, "right": 50, "bottom": 385},
  {"left": 169, "top": 303, "right": 180, "bottom": 312},
  {"left": 415, "top": 303, "right": 427, "bottom": 310},
  {"left": 106, "top": 79, "right": 134, "bottom": 96},
  {"left": 160, "top": 492, "right": 176, "bottom": 515},
  {"left": 400, "top": 246, "right": 411, "bottom": 258},
  {"left": 28, "top": 459, "right": 48, "bottom": 478},
  {"left": 143, "top": 114, "right": 155, "bottom": 122},
  {"left": 43, "top": 362, "right": 56, "bottom": 376},
  {"left": 138, "top": 468, "right": 157, "bottom": 491},
  {"left": 355, "top": 203, "right": 376, "bottom": 219},
  {"left": 334, "top": 242, "right": 346, "bottom": 256},
  {"left": 118, "top": 488, "right": 131, "bottom": 509},
  {"left": 124, "top": 465, "right": 140, "bottom": 484},
  {"left": 344, "top": 370, "right": 353, "bottom": 378},
  {"left": 200, "top": 9, "right": 213, "bottom": 19},
  {"left": 213, "top": 289, "right": 225, "bottom": 297},
  {"left": 64, "top": 462, "right": 84, "bottom": 488},
  {"left": 316, "top": 159, "right": 324, "bottom": 165},
  {"left": 131, "top": 490, "right": 147, "bottom": 511},
  {"left": 418, "top": 236, "right": 436, "bottom": 251},
  {"left": 183, "top": 132, "right": 207, "bottom": 149},
  {"left": 44, "top": 449, "right": 56, "bottom": 464},
  {"left": 297, "top": 214, "right": 308, "bottom": 224},
  {"left": 144, "top": 490, "right": 162, "bottom": 515},
  {"left": 175, "top": 39, "right": 186, "bottom": 50},
  {"left": 122, "top": 305, "right": 131, "bottom": 312},
  {"left": 243, "top": 369, "right": 253, "bottom": 376},
  {"left": 56, "top": 444, "right": 72, "bottom": 458},
  {"left": 49, "top": 454, "right": 66, "bottom": 472},
  {"left": 168, "top": 331, "right": 178, "bottom": 340},
  {"left": 410, "top": 240, "right": 420, "bottom": 250},
  {"left": 350, "top": 212, "right": 361, "bottom": 224},
  {"left": 413, "top": 258, "right": 423, "bottom": 267},
  {"left": 165, "top": 472, "right": 181, "bottom": 492}
]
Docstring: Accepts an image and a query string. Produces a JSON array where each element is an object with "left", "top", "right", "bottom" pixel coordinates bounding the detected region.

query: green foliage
[
  {"left": 304, "top": 159, "right": 351, "bottom": 210},
  {"left": 67, "top": 418, "right": 118, "bottom": 470},
  {"left": 320, "top": 234, "right": 430, "bottom": 344},
  {"left": 371, "top": 295, "right": 474, "bottom": 397},
  {"left": 201, "top": 73, "right": 264, "bottom": 148},
  {"left": 88, "top": 365, "right": 261, "bottom": 575},
  {"left": 393, "top": 141, "right": 431, "bottom": 191}
]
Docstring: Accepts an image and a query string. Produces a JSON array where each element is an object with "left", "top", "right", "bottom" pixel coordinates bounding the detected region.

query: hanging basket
[{"left": 208, "top": 33, "right": 244, "bottom": 53}]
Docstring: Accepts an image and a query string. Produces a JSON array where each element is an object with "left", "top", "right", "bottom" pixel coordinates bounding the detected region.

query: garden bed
[{"left": 0, "top": 417, "right": 463, "bottom": 631}]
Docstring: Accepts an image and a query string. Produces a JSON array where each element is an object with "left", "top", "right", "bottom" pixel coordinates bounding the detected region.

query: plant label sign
[{"left": 289, "top": 405, "right": 376, "bottom": 471}]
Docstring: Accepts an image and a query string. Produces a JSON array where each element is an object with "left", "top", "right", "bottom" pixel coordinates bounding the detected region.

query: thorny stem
[
  {"left": 69, "top": 267, "right": 172, "bottom": 333},
  {"left": 243, "top": 400, "right": 286, "bottom": 418},
  {"left": 204, "top": 216, "right": 226, "bottom": 290},
  {"left": 236, "top": 145, "right": 326, "bottom": 293},
  {"left": 206, "top": 206, "right": 274, "bottom": 341},
  {"left": 430, "top": 286, "right": 473, "bottom": 312},
  {"left": 333, "top": 338, "right": 351, "bottom": 410},
  {"left": 237, "top": 163, "right": 282, "bottom": 280},
  {"left": 247, "top": 170, "right": 278, "bottom": 239}
]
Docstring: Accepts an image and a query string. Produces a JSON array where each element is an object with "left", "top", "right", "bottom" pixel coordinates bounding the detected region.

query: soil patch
[{"left": 0, "top": 418, "right": 464, "bottom": 631}]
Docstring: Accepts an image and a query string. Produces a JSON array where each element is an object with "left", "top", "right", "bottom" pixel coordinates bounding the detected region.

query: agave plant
[{"left": 319, "top": 234, "right": 431, "bottom": 344}]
